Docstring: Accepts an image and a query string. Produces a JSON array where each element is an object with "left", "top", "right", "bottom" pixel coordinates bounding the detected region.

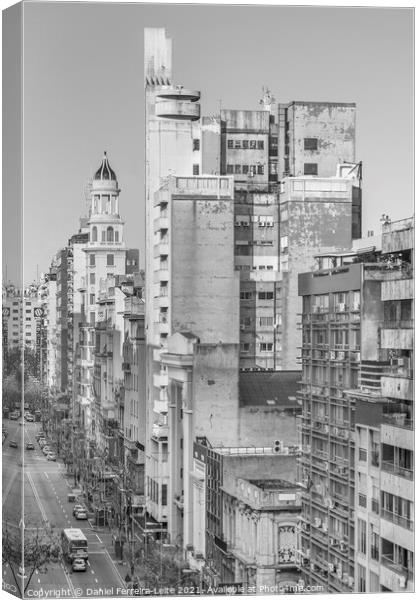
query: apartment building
[
  {"left": 148, "top": 175, "right": 239, "bottom": 527},
  {"left": 297, "top": 216, "right": 413, "bottom": 593},
  {"left": 352, "top": 218, "right": 414, "bottom": 593},
  {"left": 37, "top": 268, "right": 58, "bottom": 388},
  {"left": 121, "top": 273, "right": 147, "bottom": 507},
  {"left": 2, "top": 284, "right": 42, "bottom": 351},
  {"left": 193, "top": 439, "right": 302, "bottom": 588}
]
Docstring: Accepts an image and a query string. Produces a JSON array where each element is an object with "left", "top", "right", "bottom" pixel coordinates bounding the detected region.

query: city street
[{"left": 2, "top": 418, "right": 129, "bottom": 598}]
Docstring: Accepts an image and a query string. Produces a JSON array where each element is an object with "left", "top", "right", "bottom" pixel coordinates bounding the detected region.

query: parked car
[
  {"left": 42, "top": 446, "right": 51, "bottom": 455},
  {"left": 47, "top": 452, "right": 57, "bottom": 461},
  {"left": 25, "top": 414, "right": 34, "bottom": 422},
  {"left": 72, "top": 558, "right": 87, "bottom": 573},
  {"left": 75, "top": 509, "right": 88, "bottom": 520},
  {"left": 26, "top": 442, "right": 35, "bottom": 450},
  {"left": 9, "top": 413, "right": 19, "bottom": 420},
  {"left": 35, "top": 432, "right": 45, "bottom": 440},
  {"left": 9, "top": 440, "right": 18, "bottom": 448},
  {"left": 39, "top": 439, "right": 46, "bottom": 447}
]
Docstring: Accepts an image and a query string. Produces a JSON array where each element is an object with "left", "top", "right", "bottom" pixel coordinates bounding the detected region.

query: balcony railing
[
  {"left": 381, "top": 554, "right": 412, "bottom": 579},
  {"left": 381, "top": 508, "right": 413, "bottom": 530},
  {"left": 381, "top": 460, "right": 413, "bottom": 480},
  {"left": 382, "top": 320, "right": 413, "bottom": 330},
  {"left": 382, "top": 413, "right": 413, "bottom": 430}
]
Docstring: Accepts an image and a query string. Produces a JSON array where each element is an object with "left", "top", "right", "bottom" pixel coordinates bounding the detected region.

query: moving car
[
  {"left": 26, "top": 442, "right": 35, "bottom": 450},
  {"left": 25, "top": 414, "right": 34, "bottom": 422},
  {"left": 35, "top": 432, "right": 45, "bottom": 440},
  {"left": 72, "top": 503, "right": 85, "bottom": 517},
  {"left": 9, "top": 440, "right": 18, "bottom": 448},
  {"left": 72, "top": 558, "right": 87, "bottom": 573},
  {"left": 74, "top": 509, "right": 88, "bottom": 520},
  {"left": 9, "top": 412, "right": 19, "bottom": 420},
  {"left": 47, "top": 452, "right": 57, "bottom": 461}
]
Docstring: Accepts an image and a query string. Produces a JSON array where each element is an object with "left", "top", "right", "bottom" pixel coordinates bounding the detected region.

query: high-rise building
[{"left": 297, "top": 217, "right": 413, "bottom": 593}]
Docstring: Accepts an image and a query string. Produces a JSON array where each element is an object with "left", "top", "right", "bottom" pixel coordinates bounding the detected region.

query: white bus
[{"left": 61, "top": 528, "right": 88, "bottom": 563}]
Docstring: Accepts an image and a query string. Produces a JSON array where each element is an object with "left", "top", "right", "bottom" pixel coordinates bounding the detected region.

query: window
[
  {"left": 107, "top": 254, "right": 114, "bottom": 266},
  {"left": 358, "top": 565, "right": 366, "bottom": 593},
  {"left": 304, "top": 138, "right": 318, "bottom": 151},
  {"left": 259, "top": 316, "right": 274, "bottom": 327},
  {"left": 240, "top": 343, "right": 250, "bottom": 353},
  {"left": 358, "top": 493, "right": 367, "bottom": 508},
  {"left": 90, "top": 294, "right": 95, "bottom": 305},
  {"left": 227, "top": 165, "right": 234, "bottom": 174},
  {"left": 257, "top": 140, "right": 264, "bottom": 149},
  {"left": 90, "top": 254, "right": 96, "bottom": 267},
  {"left": 250, "top": 140, "right": 256, "bottom": 149},
  {"left": 242, "top": 140, "right": 249, "bottom": 149},
  {"left": 107, "top": 226, "right": 114, "bottom": 242},
  {"left": 358, "top": 519, "right": 367, "bottom": 555},
  {"left": 260, "top": 343, "right": 273, "bottom": 352},
  {"left": 240, "top": 317, "right": 251, "bottom": 328},
  {"left": 242, "top": 165, "right": 249, "bottom": 174},
  {"left": 227, "top": 140, "right": 233, "bottom": 149},
  {"left": 257, "top": 165, "right": 264, "bottom": 175},
  {"left": 235, "top": 164, "right": 241, "bottom": 174},
  {"left": 234, "top": 140, "right": 241, "bottom": 149},
  {"left": 240, "top": 291, "right": 252, "bottom": 300},
  {"left": 91, "top": 226, "right": 97, "bottom": 242},
  {"left": 304, "top": 163, "right": 318, "bottom": 175},
  {"left": 193, "top": 164, "right": 200, "bottom": 176},
  {"left": 359, "top": 448, "right": 367, "bottom": 462},
  {"left": 193, "top": 139, "right": 200, "bottom": 151},
  {"left": 90, "top": 273, "right": 96, "bottom": 285},
  {"left": 258, "top": 291, "right": 274, "bottom": 300},
  {"left": 115, "top": 231, "right": 119, "bottom": 242},
  {"left": 370, "top": 528, "right": 379, "bottom": 561},
  {"left": 161, "top": 484, "right": 167, "bottom": 506}
]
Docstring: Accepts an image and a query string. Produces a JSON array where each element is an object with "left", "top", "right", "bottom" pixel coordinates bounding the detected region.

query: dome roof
[{"left": 94, "top": 151, "right": 117, "bottom": 181}]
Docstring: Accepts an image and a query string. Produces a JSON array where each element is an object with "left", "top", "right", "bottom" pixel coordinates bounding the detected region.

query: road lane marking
[
  {"left": 26, "top": 471, "right": 49, "bottom": 524},
  {"left": 96, "top": 534, "right": 102, "bottom": 543},
  {"left": 60, "top": 561, "right": 75, "bottom": 596},
  {"left": 2, "top": 469, "right": 18, "bottom": 506},
  {"left": 95, "top": 578, "right": 98, "bottom": 583},
  {"left": 91, "top": 570, "right": 95, "bottom": 574},
  {"left": 103, "top": 549, "right": 126, "bottom": 586}
]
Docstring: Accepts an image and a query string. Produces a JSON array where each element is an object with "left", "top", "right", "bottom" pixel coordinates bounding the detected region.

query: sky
[{"left": 3, "top": 2, "right": 414, "bottom": 284}]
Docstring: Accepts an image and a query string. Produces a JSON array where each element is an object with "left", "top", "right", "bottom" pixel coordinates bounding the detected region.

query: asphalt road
[{"left": 2, "top": 418, "right": 129, "bottom": 599}]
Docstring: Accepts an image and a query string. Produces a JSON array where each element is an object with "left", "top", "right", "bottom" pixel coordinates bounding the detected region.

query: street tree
[{"left": 2, "top": 524, "right": 62, "bottom": 595}]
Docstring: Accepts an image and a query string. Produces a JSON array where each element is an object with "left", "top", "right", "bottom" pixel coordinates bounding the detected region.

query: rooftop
[
  {"left": 248, "top": 479, "right": 297, "bottom": 491},
  {"left": 239, "top": 370, "right": 300, "bottom": 408}
]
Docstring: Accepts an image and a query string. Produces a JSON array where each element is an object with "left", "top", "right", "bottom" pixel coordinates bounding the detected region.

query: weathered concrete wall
[
  {"left": 381, "top": 278, "right": 413, "bottom": 301},
  {"left": 288, "top": 102, "right": 356, "bottom": 177},
  {"left": 223, "top": 453, "right": 298, "bottom": 485},
  {"left": 201, "top": 116, "right": 221, "bottom": 176},
  {"left": 239, "top": 408, "right": 299, "bottom": 446},
  {"left": 280, "top": 187, "right": 353, "bottom": 369},
  {"left": 192, "top": 344, "right": 240, "bottom": 447},
  {"left": 361, "top": 280, "right": 383, "bottom": 361},
  {"left": 172, "top": 194, "right": 239, "bottom": 344}
]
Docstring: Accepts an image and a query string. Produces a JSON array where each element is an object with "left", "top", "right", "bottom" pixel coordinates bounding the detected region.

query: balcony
[
  {"left": 382, "top": 412, "right": 413, "bottom": 430},
  {"left": 151, "top": 423, "right": 168, "bottom": 441},
  {"left": 381, "top": 375, "right": 413, "bottom": 401},
  {"left": 155, "top": 99, "right": 200, "bottom": 121},
  {"left": 381, "top": 508, "right": 413, "bottom": 531},
  {"left": 122, "top": 361, "right": 131, "bottom": 373},
  {"left": 381, "top": 328, "right": 413, "bottom": 351},
  {"left": 380, "top": 554, "right": 413, "bottom": 591},
  {"left": 381, "top": 460, "right": 413, "bottom": 480},
  {"left": 381, "top": 278, "right": 413, "bottom": 301}
]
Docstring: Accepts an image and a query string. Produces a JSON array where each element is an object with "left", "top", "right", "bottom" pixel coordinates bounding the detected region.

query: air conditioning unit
[
  {"left": 322, "top": 521, "right": 328, "bottom": 532},
  {"left": 337, "top": 352, "right": 345, "bottom": 361},
  {"left": 328, "top": 563, "right": 335, "bottom": 573},
  {"left": 397, "top": 358, "right": 405, "bottom": 366},
  {"left": 324, "top": 425, "right": 329, "bottom": 434},
  {"left": 338, "top": 303, "right": 346, "bottom": 312}
]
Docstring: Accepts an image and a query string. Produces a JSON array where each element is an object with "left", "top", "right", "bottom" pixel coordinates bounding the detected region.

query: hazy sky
[{"left": 10, "top": 2, "right": 415, "bottom": 283}]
